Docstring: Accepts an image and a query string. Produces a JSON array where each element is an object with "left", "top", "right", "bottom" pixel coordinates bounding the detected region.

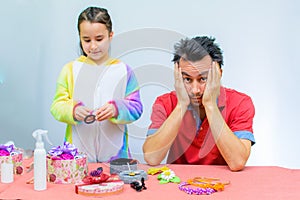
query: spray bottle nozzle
[{"left": 32, "top": 129, "right": 53, "bottom": 149}]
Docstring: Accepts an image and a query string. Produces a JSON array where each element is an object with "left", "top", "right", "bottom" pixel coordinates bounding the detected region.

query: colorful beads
[
  {"left": 187, "top": 179, "right": 225, "bottom": 191},
  {"left": 178, "top": 182, "right": 216, "bottom": 195},
  {"left": 178, "top": 177, "right": 230, "bottom": 195}
]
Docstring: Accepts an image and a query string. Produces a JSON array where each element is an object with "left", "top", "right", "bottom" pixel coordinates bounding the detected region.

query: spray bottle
[{"left": 32, "top": 129, "right": 52, "bottom": 191}]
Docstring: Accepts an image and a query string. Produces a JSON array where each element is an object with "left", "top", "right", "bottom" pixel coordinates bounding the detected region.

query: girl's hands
[
  {"left": 95, "top": 103, "right": 117, "bottom": 121},
  {"left": 73, "top": 105, "right": 92, "bottom": 122}
]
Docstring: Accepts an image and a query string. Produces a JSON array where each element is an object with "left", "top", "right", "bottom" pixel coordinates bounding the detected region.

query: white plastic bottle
[
  {"left": 1, "top": 162, "right": 14, "bottom": 183},
  {"left": 1, "top": 141, "right": 14, "bottom": 183},
  {"left": 32, "top": 129, "right": 48, "bottom": 191}
]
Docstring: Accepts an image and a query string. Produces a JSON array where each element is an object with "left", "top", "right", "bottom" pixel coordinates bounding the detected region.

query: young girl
[{"left": 50, "top": 7, "right": 143, "bottom": 162}]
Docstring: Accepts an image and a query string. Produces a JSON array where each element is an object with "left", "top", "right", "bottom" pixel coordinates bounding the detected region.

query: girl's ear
[{"left": 109, "top": 31, "right": 114, "bottom": 40}]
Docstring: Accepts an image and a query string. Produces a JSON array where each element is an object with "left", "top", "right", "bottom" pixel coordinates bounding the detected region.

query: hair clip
[
  {"left": 82, "top": 167, "right": 110, "bottom": 184},
  {"left": 130, "top": 177, "right": 147, "bottom": 192},
  {"left": 157, "top": 169, "right": 180, "bottom": 184},
  {"left": 90, "top": 167, "right": 103, "bottom": 177},
  {"left": 147, "top": 165, "right": 170, "bottom": 175}
]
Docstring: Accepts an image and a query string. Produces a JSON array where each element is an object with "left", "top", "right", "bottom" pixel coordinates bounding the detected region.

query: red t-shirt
[{"left": 148, "top": 87, "right": 255, "bottom": 165}]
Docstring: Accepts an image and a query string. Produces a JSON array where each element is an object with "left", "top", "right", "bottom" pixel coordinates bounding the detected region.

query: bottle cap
[{"left": 32, "top": 129, "right": 52, "bottom": 149}]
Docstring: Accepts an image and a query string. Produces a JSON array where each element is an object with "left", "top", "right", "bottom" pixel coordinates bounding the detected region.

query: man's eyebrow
[
  {"left": 181, "top": 72, "right": 191, "bottom": 77},
  {"left": 200, "top": 70, "right": 209, "bottom": 75},
  {"left": 181, "top": 71, "right": 209, "bottom": 76}
]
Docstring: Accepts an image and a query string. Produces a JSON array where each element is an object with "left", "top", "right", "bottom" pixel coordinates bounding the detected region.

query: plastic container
[
  {"left": 1, "top": 162, "right": 14, "bottom": 183},
  {"left": 32, "top": 129, "right": 51, "bottom": 191}
]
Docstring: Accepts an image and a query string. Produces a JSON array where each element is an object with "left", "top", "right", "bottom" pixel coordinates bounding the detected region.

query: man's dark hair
[{"left": 172, "top": 36, "right": 223, "bottom": 67}]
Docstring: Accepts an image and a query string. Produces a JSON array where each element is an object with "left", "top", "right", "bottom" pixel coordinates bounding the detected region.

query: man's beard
[{"left": 189, "top": 94, "right": 204, "bottom": 108}]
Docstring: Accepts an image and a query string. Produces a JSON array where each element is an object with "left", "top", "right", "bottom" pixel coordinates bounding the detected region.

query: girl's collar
[{"left": 78, "top": 56, "right": 119, "bottom": 66}]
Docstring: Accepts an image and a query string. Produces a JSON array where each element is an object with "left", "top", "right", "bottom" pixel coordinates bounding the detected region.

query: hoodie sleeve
[
  {"left": 50, "top": 62, "right": 77, "bottom": 125},
  {"left": 109, "top": 65, "right": 143, "bottom": 124}
]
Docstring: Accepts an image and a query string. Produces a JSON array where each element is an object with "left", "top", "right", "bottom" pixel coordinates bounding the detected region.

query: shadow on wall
[{"left": 110, "top": 28, "right": 186, "bottom": 163}]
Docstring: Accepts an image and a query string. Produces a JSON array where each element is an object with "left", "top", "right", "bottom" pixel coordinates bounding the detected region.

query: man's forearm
[
  {"left": 143, "top": 104, "right": 186, "bottom": 165},
  {"left": 205, "top": 104, "right": 251, "bottom": 171}
]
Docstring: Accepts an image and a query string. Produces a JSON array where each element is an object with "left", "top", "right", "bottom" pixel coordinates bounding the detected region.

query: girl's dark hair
[
  {"left": 77, "top": 7, "right": 112, "bottom": 56},
  {"left": 172, "top": 36, "right": 223, "bottom": 67}
]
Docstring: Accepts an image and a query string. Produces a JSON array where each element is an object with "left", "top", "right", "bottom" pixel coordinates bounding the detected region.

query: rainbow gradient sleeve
[{"left": 109, "top": 65, "right": 143, "bottom": 124}]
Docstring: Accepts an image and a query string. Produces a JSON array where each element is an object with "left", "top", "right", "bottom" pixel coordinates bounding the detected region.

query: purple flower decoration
[
  {"left": 0, "top": 144, "right": 14, "bottom": 156},
  {"left": 48, "top": 142, "right": 78, "bottom": 160},
  {"left": 60, "top": 153, "right": 74, "bottom": 160},
  {"left": 90, "top": 167, "right": 103, "bottom": 177}
]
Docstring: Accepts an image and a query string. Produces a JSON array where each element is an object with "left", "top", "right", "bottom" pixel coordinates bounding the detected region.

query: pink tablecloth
[{"left": 0, "top": 160, "right": 299, "bottom": 200}]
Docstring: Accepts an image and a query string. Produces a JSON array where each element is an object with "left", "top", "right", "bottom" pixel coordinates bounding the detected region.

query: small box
[
  {"left": 0, "top": 145, "right": 23, "bottom": 175},
  {"left": 110, "top": 158, "right": 137, "bottom": 174},
  {"left": 46, "top": 142, "right": 88, "bottom": 184},
  {"left": 75, "top": 181, "right": 124, "bottom": 197}
]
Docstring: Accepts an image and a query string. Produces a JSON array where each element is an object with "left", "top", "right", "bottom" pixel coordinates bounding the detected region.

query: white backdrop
[{"left": 0, "top": 0, "right": 299, "bottom": 168}]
